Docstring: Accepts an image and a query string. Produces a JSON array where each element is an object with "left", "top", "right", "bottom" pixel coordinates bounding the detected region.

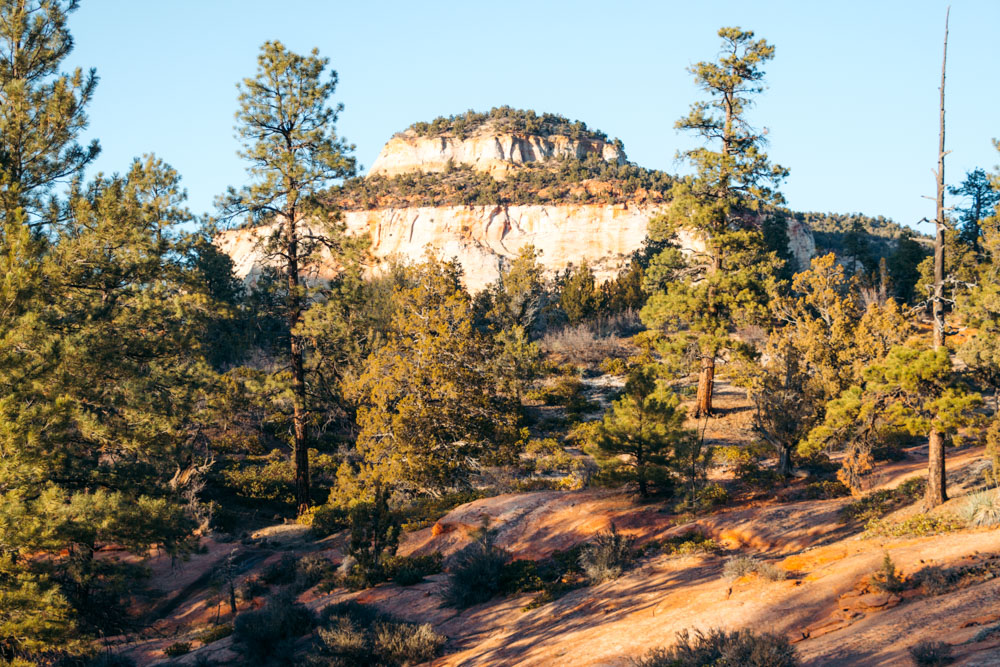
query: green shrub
[
  {"left": 233, "top": 592, "right": 315, "bottom": 659},
  {"left": 974, "top": 621, "right": 1000, "bottom": 643},
  {"left": 870, "top": 553, "right": 905, "bottom": 593},
  {"left": 398, "top": 490, "right": 486, "bottom": 532},
  {"left": 960, "top": 489, "right": 1000, "bottom": 527},
  {"left": 296, "top": 554, "right": 336, "bottom": 590},
  {"left": 578, "top": 525, "right": 635, "bottom": 583},
  {"left": 841, "top": 477, "right": 926, "bottom": 524},
  {"left": 299, "top": 503, "right": 349, "bottom": 537},
  {"left": 715, "top": 445, "right": 782, "bottom": 491},
  {"left": 865, "top": 513, "right": 964, "bottom": 538},
  {"left": 163, "top": 641, "right": 192, "bottom": 657},
  {"left": 310, "top": 601, "right": 445, "bottom": 666},
  {"left": 801, "top": 480, "right": 850, "bottom": 500},
  {"left": 633, "top": 628, "right": 799, "bottom": 666},
  {"left": 347, "top": 494, "right": 401, "bottom": 588},
  {"left": 908, "top": 640, "right": 951, "bottom": 666},
  {"left": 219, "top": 457, "right": 296, "bottom": 504},
  {"left": 385, "top": 554, "right": 443, "bottom": 586},
  {"left": 660, "top": 531, "right": 721, "bottom": 557},
  {"left": 443, "top": 534, "right": 509, "bottom": 608},
  {"left": 197, "top": 624, "right": 233, "bottom": 644},
  {"left": 497, "top": 559, "right": 548, "bottom": 594},
  {"left": 261, "top": 554, "right": 299, "bottom": 586},
  {"left": 238, "top": 575, "right": 269, "bottom": 602},
  {"left": 408, "top": 107, "right": 610, "bottom": 141}
]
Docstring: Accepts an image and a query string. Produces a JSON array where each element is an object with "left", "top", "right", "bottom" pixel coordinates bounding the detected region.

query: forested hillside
[{"left": 2, "top": 4, "right": 998, "bottom": 667}]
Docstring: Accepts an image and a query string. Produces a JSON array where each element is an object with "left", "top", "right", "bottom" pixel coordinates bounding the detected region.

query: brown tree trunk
[
  {"left": 285, "top": 212, "right": 311, "bottom": 513},
  {"left": 694, "top": 355, "right": 715, "bottom": 418},
  {"left": 777, "top": 445, "right": 791, "bottom": 477},
  {"left": 926, "top": 429, "right": 948, "bottom": 505},
  {"left": 927, "top": 8, "right": 949, "bottom": 509}
]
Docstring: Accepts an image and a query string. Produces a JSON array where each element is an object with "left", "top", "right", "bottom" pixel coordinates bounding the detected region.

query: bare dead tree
[{"left": 927, "top": 6, "right": 951, "bottom": 507}]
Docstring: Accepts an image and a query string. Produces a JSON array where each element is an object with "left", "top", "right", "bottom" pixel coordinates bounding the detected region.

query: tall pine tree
[
  {"left": 220, "top": 41, "right": 357, "bottom": 512},
  {"left": 641, "top": 27, "right": 787, "bottom": 417}
]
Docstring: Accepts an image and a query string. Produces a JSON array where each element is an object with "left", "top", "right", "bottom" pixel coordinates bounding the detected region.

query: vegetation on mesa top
[
  {"left": 406, "top": 106, "right": 621, "bottom": 146},
  {"left": 325, "top": 154, "right": 674, "bottom": 209}
]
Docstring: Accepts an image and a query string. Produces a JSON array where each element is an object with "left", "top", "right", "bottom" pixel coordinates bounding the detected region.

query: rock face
[
  {"left": 368, "top": 129, "right": 626, "bottom": 177},
  {"left": 219, "top": 203, "right": 816, "bottom": 293},
  {"left": 216, "top": 204, "right": 816, "bottom": 293}
]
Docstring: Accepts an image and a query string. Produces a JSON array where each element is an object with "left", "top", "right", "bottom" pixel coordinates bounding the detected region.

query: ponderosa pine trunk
[
  {"left": 927, "top": 8, "right": 949, "bottom": 508},
  {"left": 285, "top": 212, "right": 311, "bottom": 513},
  {"left": 694, "top": 355, "right": 715, "bottom": 418}
]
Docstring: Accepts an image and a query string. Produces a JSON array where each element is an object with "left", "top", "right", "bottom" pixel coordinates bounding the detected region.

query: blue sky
[{"left": 66, "top": 1, "right": 998, "bottom": 233}]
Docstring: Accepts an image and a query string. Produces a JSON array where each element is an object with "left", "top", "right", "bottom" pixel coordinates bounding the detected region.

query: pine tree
[
  {"left": 586, "top": 365, "right": 693, "bottom": 498},
  {"left": 949, "top": 168, "right": 999, "bottom": 251},
  {"left": 801, "top": 346, "right": 981, "bottom": 493},
  {"left": 344, "top": 258, "right": 521, "bottom": 496},
  {"left": 477, "top": 244, "right": 548, "bottom": 334},
  {"left": 220, "top": 41, "right": 357, "bottom": 512},
  {"left": 641, "top": 27, "right": 787, "bottom": 417},
  {"left": 561, "top": 261, "right": 600, "bottom": 324},
  {"left": 0, "top": 0, "right": 99, "bottom": 221}
]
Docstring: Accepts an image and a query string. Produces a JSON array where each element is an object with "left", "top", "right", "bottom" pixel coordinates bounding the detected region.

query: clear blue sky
[{"left": 65, "top": 1, "right": 998, "bottom": 233}]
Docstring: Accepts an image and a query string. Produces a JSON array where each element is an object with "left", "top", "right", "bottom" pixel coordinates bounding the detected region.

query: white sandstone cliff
[{"left": 216, "top": 203, "right": 815, "bottom": 293}]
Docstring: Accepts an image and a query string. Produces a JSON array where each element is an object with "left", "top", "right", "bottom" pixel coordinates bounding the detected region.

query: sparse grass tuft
[{"left": 960, "top": 489, "right": 1000, "bottom": 527}]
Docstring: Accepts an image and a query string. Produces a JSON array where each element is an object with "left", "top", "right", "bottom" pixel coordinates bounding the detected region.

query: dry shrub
[
  {"left": 632, "top": 628, "right": 798, "bottom": 667},
  {"left": 443, "top": 534, "right": 509, "bottom": 608},
  {"left": 578, "top": 525, "right": 635, "bottom": 583},
  {"left": 908, "top": 640, "right": 951, "bottom": 666},
  {"left": 312, "top": 601, "right": 444, "bottom": 666},
  {"left": 722, "top": 555, "right": 786, "bottom": 582},
  {"left": 541, "top": 313, "right": 637, "bottom": 364}
]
